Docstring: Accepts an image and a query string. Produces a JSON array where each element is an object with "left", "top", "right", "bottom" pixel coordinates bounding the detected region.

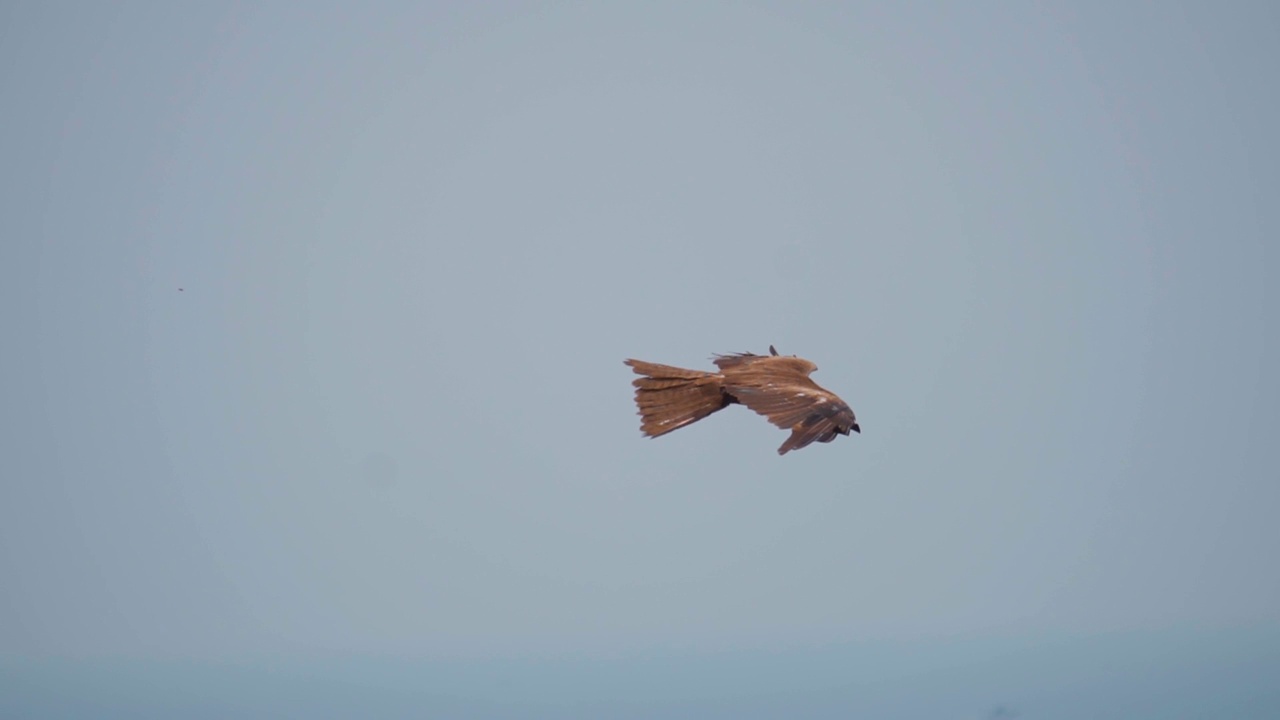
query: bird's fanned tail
[{"left": 624, "top": 359, "right": 731, "bottom": 438}]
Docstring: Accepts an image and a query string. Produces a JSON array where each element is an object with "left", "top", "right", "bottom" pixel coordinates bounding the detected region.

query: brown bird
[{"left": 625, "top": 345, "right": 860, "bottom": 455}]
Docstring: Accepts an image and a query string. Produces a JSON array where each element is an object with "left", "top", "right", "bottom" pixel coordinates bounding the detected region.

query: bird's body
[{"left": 624, "top": 346, "right": 859, "bottom": 455}]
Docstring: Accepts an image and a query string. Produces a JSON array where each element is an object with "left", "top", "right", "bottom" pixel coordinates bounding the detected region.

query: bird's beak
[{"left": 852, "top": 424, "right": 861, "bottom": 434}]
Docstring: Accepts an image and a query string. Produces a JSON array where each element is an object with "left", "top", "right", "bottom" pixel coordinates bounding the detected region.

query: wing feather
[{"left": 711, "top": 352, "right": 769, "bottom": 370}]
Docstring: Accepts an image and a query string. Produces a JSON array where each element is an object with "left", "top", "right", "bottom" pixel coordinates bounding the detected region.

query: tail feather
[
  {"left": 624, "top": 360, "right": 708, "bottom": 380},
  {"left": 624, "top": 359, "right": 728, "bottom": 438},
  {"left": 631, "top": 377, "right": 696, "bottom": 391}
]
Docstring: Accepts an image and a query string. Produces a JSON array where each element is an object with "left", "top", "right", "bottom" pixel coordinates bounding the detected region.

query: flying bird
[{"left": 625, "top": 345, "right": 860, "bottom": 455}]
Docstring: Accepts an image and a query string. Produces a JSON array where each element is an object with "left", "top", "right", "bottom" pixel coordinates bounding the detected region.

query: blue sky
[{"left": 2, "top": 2, "right": 1277, "bottom": 717}]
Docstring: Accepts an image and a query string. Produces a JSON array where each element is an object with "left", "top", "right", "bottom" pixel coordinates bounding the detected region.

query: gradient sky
[{"left": 2, "top": 2, "right": 1278, "bottom": 717}]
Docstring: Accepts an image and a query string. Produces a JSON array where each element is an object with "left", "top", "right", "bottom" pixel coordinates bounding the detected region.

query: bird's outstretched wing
[{"left": 721, "top": 358, "right": 859, "bottom": 454}]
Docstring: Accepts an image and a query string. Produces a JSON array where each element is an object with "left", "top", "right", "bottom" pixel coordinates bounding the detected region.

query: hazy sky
[{"left": 2, "top": 1, "right": 1277, "bottom": 716}]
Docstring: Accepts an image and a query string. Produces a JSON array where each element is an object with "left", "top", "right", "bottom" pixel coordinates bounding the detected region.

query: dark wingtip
[{"left": 769, "top": 344, "right": 779, "bottom": 356}]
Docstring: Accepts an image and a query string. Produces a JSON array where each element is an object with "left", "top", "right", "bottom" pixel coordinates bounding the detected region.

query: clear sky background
[{"left": 2, "top": 2, "right": 1277, "bottom": 718}]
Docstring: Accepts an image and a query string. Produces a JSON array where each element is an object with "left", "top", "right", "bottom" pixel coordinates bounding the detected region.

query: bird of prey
[{"left": 624, "top": 345, "right": 859, "bottom": 455}]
